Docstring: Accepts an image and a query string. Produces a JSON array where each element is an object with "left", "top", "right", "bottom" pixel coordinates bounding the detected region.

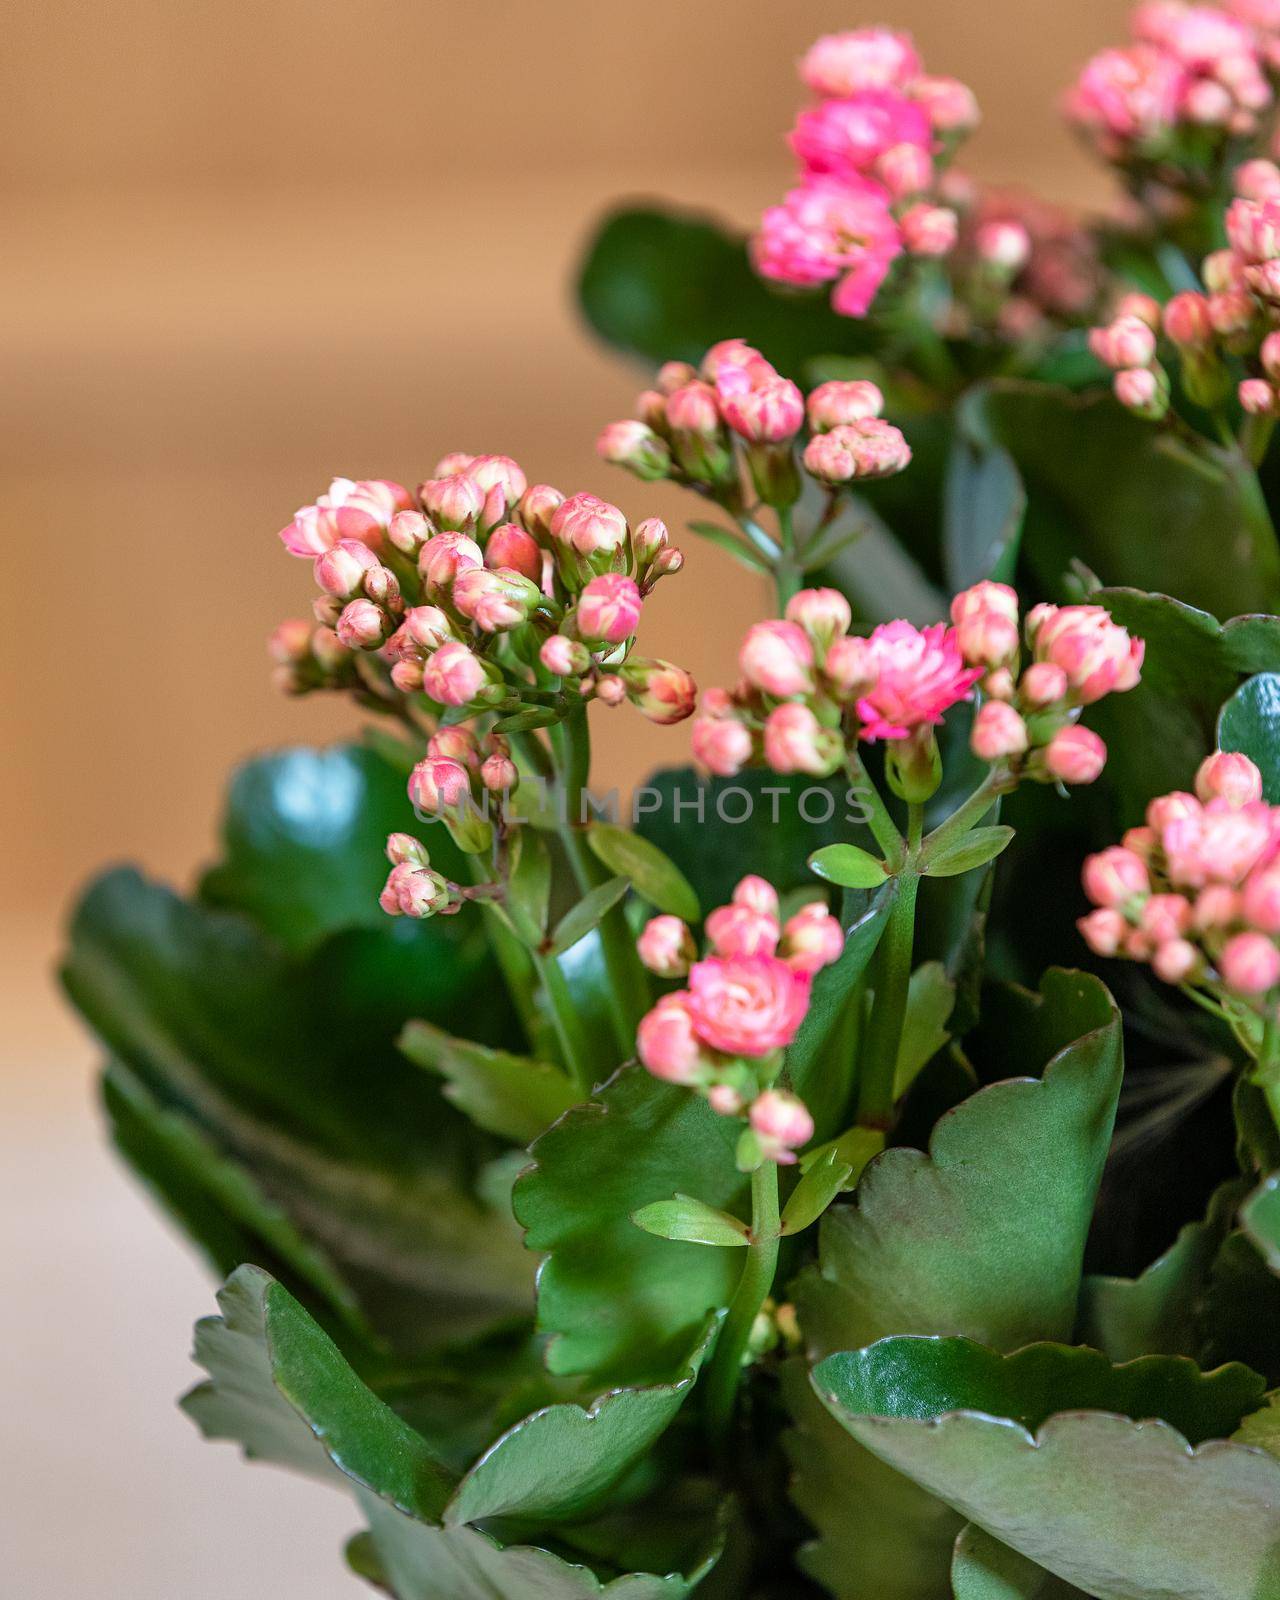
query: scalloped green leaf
[
  {"left": 587, "top": 825, "right": 701, "bottom": 922},
  {"left": 1219, "top": 674, "right": 1280, "bottom": 803},
  {"left": 813, "top": 1336, "right": 1275, "bottom": 1600},
  {"left": 399, "top": 1021, "right": 578, "bottom": 1145},
  {"left": 951, "top": 1523, "right": 1088, "bottom": 1599}
]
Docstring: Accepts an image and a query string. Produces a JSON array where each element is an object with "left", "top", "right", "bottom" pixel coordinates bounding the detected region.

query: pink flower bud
[
  {"left": 428, "top": 726, "right": 481, "bottom": 770},
  {"left": 386, "top": 832, "right": 431, "bottom": 868},
  {"left": 1078, "top": 908, "right": 1127, "bottom": 957},
  {"left": 803, "top": 418, "right": 911, "bottom": 483},
  {"left": 665, "top": 381, "right": 723, "bottom": 437},
  {"left": 739, "top": 620, "right": 815, "bottom": 697},
  {"left": 388, "top": 509, "right": 431, "bottom": 557},
  {"left": 1263, "top": 331, "right": 1280, "bottom": 381},
  {"left": 380, "top": 862, "right": 453, "bottom": 919},
  {"left": 480, "top": 754, "right": 518, "bottom": 793},
  {"left": 707, "top": 1084, "right": 746, "bottom": 1117},
  {"left": 824, "top": 634, "right": 877, "bottom": 700},
  {"left": 1210, "top": 286, "right": 1258, "bottom": 332},
  {"left": 971, "top": 700, "right": 1029, "bottom": 761},
  {"left": 692, "top": 713, "right": 753, "bottom": 777},
  {"left": 315, "top": 538, "right": 380, "bottom": 599},
  {"left": 577, "top": 574, "right": 643, "bottom": 644},
  {"left": 484, "top": 523, "right": 542, "bottom": 582},
  {"left": 540, "top": 634, "right": 591, "bottom": 677},
  {"left": 1140, "top": 893, "right": 1193, "bottom": 942},
  {"left": 595, "top": 675, "right": 627, "bottom": 706},
  {"left": 877, "top": 143, "right": 934, "bottom": 200},
  {"left": 763, "top": 703, "right": 842, "bottom": 776},
  {"left": 1045, "top": 724, "right": 1107, "bottom": 784},
  {"left": 1114, "top": 366, "right": 1169, "bottom": 419},
  {"left": 268, "top": 619, "right": 313, "bottom": 665},
  {"left": 453, "top": 566, "right": 540, "bottom": 633},
  {"left": 623, "top": 659, "right": 698, "bottom": 724},
  {"left": 748, "top": 1089, "right": 815, "bottom": 1164},
  {"left": 390, "top": 658, "right": 425, "bottom": 693},
  {"left": 1020, "top": 662, "right": 1069, "bottom": 706},
  {"left": 910, "top": 73, "right": 981, "bottom": 133},
  {"left": 362, "top": 564, "right": 401, "bottom": 608},
  {"left": 706, "top": 904, "right": 781, "bottom": 959},
  {"left": 1195, "top": 884, "right": 1241, "bottom": 930},
  {"left": 975, "top": 220, "right": 1032, "bottom": 273},
  {"left": 1196, "top": 751, "right": 1264, "bottom": 806},
  {"left": 1082, "top": 845, "right": 1150, "bottom": 907},
  {"left": 310, "top": 626, "right": 348, "bottom": 673},
  {"left": 785, "top": 587, "right": 852, "bottom": 649},
  {"left": 637, "top": 915, "right": 697, "bottom": 978},
  {"left": 701, "top": 339, "right": 774, "bottom": 385},
  {"left": 336, "top": 598, "right": 390, "bottom": 650},
  {"left": 1163, "top": 291, "right": 1213, "bottom": 347},
  {"left": 780, "top": 902, "right": 845, "bottom": 974},
  {"left": 596, "top": 420, "right": 673, "bottom": 481},
  {"left": 1147, "top": 790, "right": 1201, "bottom": 831},
  {"left": 799, "top": 29, "right": 921, "bottom": 96},
  {"left": 637, "top": 994, "right": 708, "bottom": 1084},
  {"left": 550, "top": 492, "right": 629, "bottom": 557},
  {"left": 900, "top": 203, "right": 959, "bottom": 257},
  {"left": 419, "top": 530, "right": 484, "bottom": 592},
  {"left": 1152, "top": 938, "right": 1200, "bottom": 984},
  {"left": 1204, "top": 249, "right": 1246, "bottom": 294},
  {"left": 462, "top": 455, "right": 528, "bottom": 528},
  {"left": 1033, "top": 605, "right": 1144, "bottom": 702},
  {"left": 1243, "top": 866, "right": 1280, "bottom": 932},
  {"left": 1237, "top": 160, "right": 1280, "bottom": 201},
  {"left": 404, "top": 605, "right": 455, "bottom": 652},
  {"left": 806, "top": 380, "right": 884, "bottom": 432},
  {"left": 408, "top": 756, "right": 473, "bottom": 814},
  {"left": 421, "top": 640, "right": 491, "bottom": 706},
  {"left": 1220, "top": 930, "right": 1280, "bottom": 994},
  {"left": 433, "top": 452, "right": 475, "bottom": 477},
  {"left": 1115, "top": 292, "right": 1162, "bottom": 329},
  {"left": 420, "top": 474, "right": 484, "bottom": 531},
  {"left": 717, "top": 375, "right": 806, "bottom": 444},
  {"left": 984, "top": 667, "right": 1016, "bottom": 701},
  {"left": 1090, "top": 315, "right": 1157, "bottom": 369},
  {"left": 517, "top": 484, "right": 565, "bottom": 540},
  {"left": 1240, "top": 378, "right": 1279, "bottom": 416},
  {"left": 734, "top": 875, "right": 781, "bottom": 920},
  {"left": 632, "top": 516, "right": 669, "bottom": 565},
  {"left": 657, "top": 360, "right": 698, "bottom": 393}
]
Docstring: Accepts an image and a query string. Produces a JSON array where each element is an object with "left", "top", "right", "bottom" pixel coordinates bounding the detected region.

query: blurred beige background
[{"left": 2, "top": 1, "right": 1124, "bottom": 1592}]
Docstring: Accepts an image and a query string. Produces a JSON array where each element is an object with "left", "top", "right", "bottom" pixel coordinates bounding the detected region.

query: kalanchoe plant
[{"left": 62, "top": 11, "right": 1280, "bottom": 1600}]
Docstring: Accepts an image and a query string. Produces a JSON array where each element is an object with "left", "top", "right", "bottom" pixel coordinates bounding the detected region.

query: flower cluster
[
  {"left": 634, "top": 875, "right": 844, "bottom": 1164},
  {"left": 598, "top": 342, "right": 911, "bottom": 515},
  {"left": 271, "top": 455, "right": 695, "bottom": 728},
  {"left": 1079, "top": 751, "right": 1280, "bottom": 1006},
  {"left": 750, "top": 29, "right": 980, "bottom": 319},
  {"left": 1067, "top": 2, "right": 1274, "bottom": 176}
]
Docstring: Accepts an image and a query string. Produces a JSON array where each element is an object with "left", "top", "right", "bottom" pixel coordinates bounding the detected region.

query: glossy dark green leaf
[
  {"left": 549, "top": 877, "right": 632, "bottom": 956},
  {"left": 398, "top": 1021, "right": 578, "bottom": 1145},
  {"left": 922, "top": 826, "right": 1014, "bottom": 879},
  {"left": 809, "top": 844, "right": 890, "bottom": 889},
  {"left": 1219, "top": 673, "right": 1280, "bottom": 802},
  {"left": 631, "top": 1196, "right": 749, "bottom": 1248},
  {"left": 587, "top": 825, "right": 701, "bottom": 922},
  {"left": 943, "top": 387, "right": 1026, "bottom": 593},
  {"left": 813, "top": 1336, "right": 1275, "bottom": 1600},
  {"left": 951, "top": 1524, "right": 1088, "bottom": 1600},
  {"left": 514, "top": 1066, "right": 745, "bottom": 1385}
]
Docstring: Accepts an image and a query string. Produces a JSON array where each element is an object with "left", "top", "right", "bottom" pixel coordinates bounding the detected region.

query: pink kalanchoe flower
[
  {"left": 780, "top": 902, "right": 845, "bottom": 974},
  {"left": 408, "top": 756, "right": 473, "bottom": 814},
  {"left": 1083, "top": 845, "right": 1151, "bottom": 907},
  {"left": 734, "top": 876, "right": 781, "bottom": 919},
  {"left": 1196, "top": 751, "right": 1265, "bottom": 806},
  {"left": 856, "top": 620, "right": 982, "bottom": 741},
  {"left": 1220, "top": 930, "right": 1280, "bottom": 994},
  {"left": 550, "top": 493, "right": 629, "bottom": 557},
  {"left": 460, "top": 455, "right": 528, "bottom": 531},
  {"left": 701, "top": 339, "right": 777, "bottom": 385},
  {"left": 485, "top": 522, "right": 542, "bottom": 582},
  {"left": 402, "top": 605, "right": 455, "bottom": 653},
  {"left": 1044, "top": 724, "right": 1107, "bottom": 784},
  {"left": 389, "top": 509, "right": 431, "bottom": 558},
  {"left": 1066, "top": 45, "right": 1187, "bottom": 153},
  {"left": 716, "top": 374, "right": 806, "bottom": 444},
  {"left": 764, "top": 703, "right": 843, "bottom": 775},
  {"left": 1079, "top": 907, "right": 1129, "bottom": 956},
  {"left": 314, "top": 538, "right": 381, "bottom": 601},
  {"left": 1020, "top": 662, "right": 1069, "bottom": 706},
  {"left": 803, "top": 418, "right": 912, "bottom": 482},
  {"left": 824, "top": 634, "right": 877, "bottom": 700},
  {"left": 577, "top": 574, "right": 643, "bottom": 645},
  {"left": 1031, "top": 606, "right": 1145, "bottom": 703},
  {"left": 692, "top": 714, "right": 753, "bottom": 778},
  {"left": 596, "top": 420, "right": 672, "bottom": 481},
  {"left": 1162, "top": 797, "right": 1276, "bottom": 887},
  {"left": 540, "top": 635, "right": 591, "bottom": 677},
  {"left": 900, "top": 203, "right": 959, "bottom": 257},
  {"left": 481, "top": 753, "right": 518, "bottom": 793},
  {"left": 637, "top": 915, "right": 697, "bottom": 979},
  {"left": 786, "top": 587, "right": 853, "bottom": 649},
  {"left": 279, "top": 478, "right": 412, "bottom": 557},
  {"left": 749, "top": 1089, "right": 816, "bottom": 1164},
  {"left": 971, "top": 700, "right": 1029, "bottom": 761},
  {"left": 428, "top": 726, "right": 482, "bottom": 771},
  {"left": 753, "top": 177, "right": 903, "bottom": 317},
  {"left": 453, "top": 566, "right": 540, "bottom": 633},
  {"left": 739, "top": 620, "right": 815, "bottom": 697},
  {"left": 624, "top": 659, "right": 698, "bottom": 724},
  {"left": 705, "top": 903, "right": 782, "bottom": 960},
  {"left": 910, "top": 74, "right": 981, "bottom": 134},
  {"left": 666, "top": 380, "right": 724, "bottom": 436},
  {"left": 420, "top": 474, "right": 484, "bottom": 532},
  {"left": 789, "top": 91, "right": 932, "bottom": 182},
  {"left": 637, "top": 994, "right": 708, "bottom": 1085},
  {"left": 806, "top": 379, "right": 884, "bottom": 432},
  {"left": 419, "top": 530, "right": 485, "bottom": 592},
  {"left": 951, "top": 580, "right": 1021, "bottom": 668},
  {"left": 518, "top": 483, "right": 565, "bottom": 539},
  {"left": 687, "top": 954, "right": 812, "bottom": 1058},
  {"left": 336, "top": 598, "right": 389, "bottom": 651},
  {"left": 380, "top": 861, "right": 453, "bottom": 919},
  {"left": 799, "top": 29, "right": 922, "bottom": 96},
  {"left": 421, "top": 641, "right": 490, "bottom": 707}
]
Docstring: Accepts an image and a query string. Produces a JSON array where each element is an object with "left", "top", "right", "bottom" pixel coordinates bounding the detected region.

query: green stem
[
  {"left": 1254, "top": 1012, "right": 1280, "bottom": 1141},
  {"left": 855, "top": 833, "right": 921, "bottom": 1131},
  {"left": 773, "top": 506, "right": 802, "bottom": 610},
  {"left": 704, "top": 1160, "right": 781, "bottom": 1449},
  {"left": 846, "top": 751, "right": 905, "bottom": 866},
  {"left": 463, "top": 855, "right": 549, "bottom": 1054},
  {"left": 533, "top": 949, "right": 596, "bottom": 1094},
  {"left": 922, "top": 769, "right": 1013, "bottom": 859}
]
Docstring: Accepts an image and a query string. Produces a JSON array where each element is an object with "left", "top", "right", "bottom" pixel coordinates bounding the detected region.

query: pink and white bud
[
  {"left": 632, "top": 516, "right": 669, "bottom": 566},
  {"left": 717, "top": 375, "right": 806, "bottom": 444},
  {"left": 362, "top": 564, "right": 401, "bottom": 609},
  {"left": 803, "top": 418, "right": 911, "bottom": 482},
  {"left": 1210, "top": 287, "right": 1258, "bottom": 332},
  {"left": 1044, "top": 724, "right": 1107, "bottom": 784},
  {"left": 433, "top": 452, "right": 475, "bottom": 477},
  {"left": 428, "top": 726, "right": 482, "bottom": 770},
  {"left": 1020, "top": 661, "right": 1069, "bottom": 706},
  {"left": 706, "top": 903, "right": 781, "bottom": 960},
  {"left": 780, "top": 902, "right": 845, "bottom": 974},
  {"left": 421, "top": 641, "right": 492, "bottom": 707},
  {"left": 462, "top": 455, "right": 528, "bottom": 523},
  {"left": 485, "top": 522, "right": 542, "bottom": 582},
  {"left": 748, "top": 1089, "right": 815, "bottom": 1164},
  {"left": 910, "top": 73, "right": 981, "bottom": 133},
  {"left": 268, "top": 619, "right": 313, "bottom": 665},
  {"left": 657, "top": 360, "right": 698, "bottom": 394},
  {"left": 665, "top": 381, "right": 723, "bottom": 436},
  {"left": 1243, "top": 866, "right": 1280, "bottom": 932},
  {"left": 596, "top": 420, "right": 672, "bottom": 481},
  {"left": 419, "top": 530, "right": 485, "bottom": 593},
  {"left": 1220, "top": 930, "right": 1280, "bottom": 994},
  {"left": 1033, "top": 605, "right": 1144, "bottom": 702},
  {"left": 806, "top": 380, "right": 884, "bottom": 432},
  {"left": 517, "top": 484, "right": 565, "bottom": 540},
  {"left": 386, "top": 832, "right": 431, "bottom": 869},
  {"left": 1082, "top": 845, "right": 1150, "bottom": 907},
  {"left": 390, "top": 658, "right": 425, "bottom": 693},
  {"left": 1204, "top": 249, "right": 1247, "bottom": 294},
  {"left": 1196, "top": 750, "right": 1264, "bottom": 806},
  {"left": 975, "top": 220, "right": 1032, "bottom": 274},
  {"left": 420, "top": 474, "right": 484, "bottom": 532},
  {"left": 692, "top": 713, "right": 753, "bottom": 777},
  {"left": 336, "top": 598, "right": 390, "bottom": 651},
  {"left": 799, "top": 28, "right": 921, "bottom": 95},
  {"left": 900, "top": 203, "right": 959, "bottom": 257},
  {"left": 480, "top": 753, "right": 518, "bottom": 793},
  {"left": 1147, "top": 790, "right": 1201, "bottom": 831},
  {"left": 824, "top": 634, "right": 877, "bottom": 700},
  {"left": 540, "top": 634, "right": 591, "bottom": 677},
  {"left": 550, "top": 492, "right": 629, "bottom": 557},
  {"left": 576, "top": 574, "right": 643, "bottom": 644},
  {"left": 1240, "top": 378, "right": 1279, "bottom": 416},
  {"left": 1195, "top": 884, "right": 1242, "bottom": 930},
  {"left": 453, "top": 566, "right": 540, "bottom": 633},
  {"left": 623, "top": 659, "right": 698, "bottom": 724},
  {"left": 402, "top": 606, "right": 454, "bottom": 653},
  {"left": 877, "top": 142, "right": 934, "bottom": 200},
  {"left": 637, "top": 994, "right": 709, "bottom": 1084},
  {"left": 971, "top": 700, "right": 1029, "bottom": 761},
  {"left": 1078, "top": 908, "right": 1128, "bottom": 957},
  {"left": 763, "top": 703, "right": 842, "bottom": 776},
  {"left": 1115, "top": 366, "right": 1170, "bottom": 419},
  {"left": 1163, "top": 291, "right": 1213, "bottom": 347},
  {"left": 1152, "top": 938, "right": 1200, "bottom": 984},
  {"left": 735, "top": 876, "right": 781, "bottom": 920},
  {"left": 1140, "top": 893, "right": 1193, "bottom": 942},
  {"left": 314, "top": 538, "right": 380, "bottom": 600},
  {"left": 707, "top": 1084, "right": 746, "bottom": 1117},
  {"left": 637, "top": 915, "right": 697, "bottom": 978},
  {"left": 408, "top": 756, "right": 473, "bottom": 814},
  {"left": 595, "top": 675, "right": 627, "bottom": 706},
  {"left": 380, "top": 862, "right": 453, "bottom": 919},
  {"left": 1090, "top": 315, "right": 1157, "bottom": 369},
  {"left": 388, "top": 509, "right": 431, "bottom": 558},
  {"left": 785, "top": 587, "right": 852, "bottom": 650},
  {"left": 1116, "top": 292, "right": 1163, "bottom": 329},
  {"left": 739, "top": 619, "right": 815, "bottom": 697}
]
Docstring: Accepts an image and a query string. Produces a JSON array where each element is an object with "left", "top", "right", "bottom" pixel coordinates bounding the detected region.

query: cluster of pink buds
[
  {"left": 1067, "top": 3, "right": 1274, "bottom": 177},
  {"left": 403, "top": 726, "right": 521, "bottom": 855},
  {"left": 691, "top": 587, "right": 982, "bottom": 798},
  {"left": 961, "top": 586, "right": 1144, "bottom": 786},
  {"left": 378, "top": 833, "right": 467, "bottom": 920},
  {"left": 266, "top": 616, "right": 355, "bottom": 696},
  {"left": 599, "top": 343, "right": 910, "bottom": 514},
  {"left": 747, "top": 28, "right": 979, "bottom": 319},
  {"left": 635, "top": 875, "right": 844, "bottom": 1166},
  {"left": 271, "top": 453, "right": 695, "bottom": 730},
  {"left": 1079, "top": 751, "right": 1280, "bottom": 1008}
]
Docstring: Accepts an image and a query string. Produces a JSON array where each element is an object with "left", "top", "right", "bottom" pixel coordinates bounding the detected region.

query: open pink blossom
[
  {"left": 1066, "top": 45, "right": 1187, "bottom": 151},
  {"left": 753, "top": 177, "right": 902, "bottom": 317},
  {"left": 686, "top": 954, "right": 811, "bottom": 1058},
  {"left": 789, "top": 91, "right": 932, "bottom": 182},
  {"left": 705, "top": 904, "right": 781, "bottom": 960},
  {"left": 799, "top": 29, "right": 921, "bottom": 96},
  {"left": 279, "top": 478, "right": 412, "bottom": 557},
  {"left": 855, "top": 620, "right": 982, "bottom": 741}
]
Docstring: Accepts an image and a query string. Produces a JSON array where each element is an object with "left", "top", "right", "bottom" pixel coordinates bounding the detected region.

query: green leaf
[
  {"left": 809, "top": 844, "right": 890, "bottom": 889},
  {"left": 893, "top": 962, "right": 956, "bottom": 1100},
  {"left": 496, "top": 705, "right": 563, "bottom": 733},
  {"left": 1233, "top": 1390, "right": 1280, "bottom": 1458},
  {"left": 1241, "top": 1171, "right": 1280, "bottom": 1274},
  {"left": 686, "top": 520, "right": 775, "bottom": 573},
  {"left": 951, "top": 1524, "right": 1088, "bottom": 1600},
  {"left": 587, "top": 825, "right": 701, "bottom": 922},
  {"left": 781, "top": 1149, "right": 854, "bottom": 1237},
  {"left": 514, "top": 1067, "right": 745, "bottom": 1385},
  {"left": 507, "top": 829, "right": 553, "bottom": 947},
  {"left": 398, "top": 1021, "right": 578, "bottom": 1144},
  {"left": 631, "top": 1196, "right": 749, "bottom": 1248},
  {"left": 943, "top": 386, "right": 1026, "bottom": 593},
  {"left": 813, "top": 1336, "right": 1274, "bottom": 1600},
  {"left": 922, "top": 826, "right": 1014, "bottom": 879},
  {"left": 1219, "top": 673, "right": 1280, "bottom": 802},
  {"left": 549, "top": 877, "right": 632, "bottom": 956}
]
